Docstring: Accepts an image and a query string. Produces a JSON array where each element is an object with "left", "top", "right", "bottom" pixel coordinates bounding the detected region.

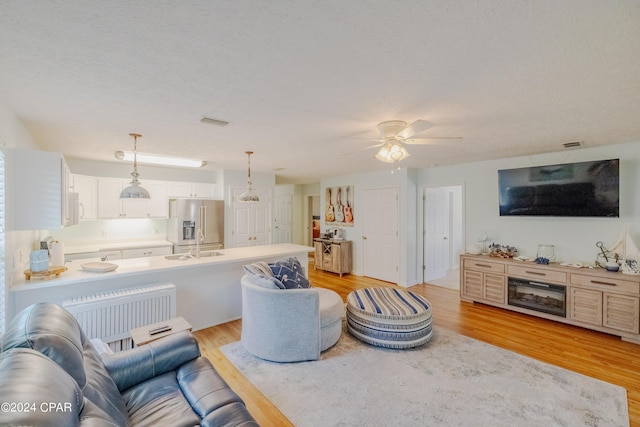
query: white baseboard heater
[{"left": 63, "top": 283, "right": 177, "bottom": 352}]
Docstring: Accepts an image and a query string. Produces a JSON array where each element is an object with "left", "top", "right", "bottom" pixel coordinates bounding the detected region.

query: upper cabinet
[
  {"left": 97, "top": 178, "right": 169, "bottom": 219},
  {"left": 167, "top": 182, "right": 215, "bottom": 198},
  {"left": 10, "top": 149, "right": 78, "bottom": 230},
  {"left": 70, "top": 174, "right": 98, "bottom": 220}
]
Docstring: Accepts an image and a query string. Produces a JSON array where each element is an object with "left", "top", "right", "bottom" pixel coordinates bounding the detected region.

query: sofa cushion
[
  {"left": 269, "top": 257, "right": 311, "bottom": 289},
  {"left": 123, "top": 371, "right": 202, "bottom": 427}
]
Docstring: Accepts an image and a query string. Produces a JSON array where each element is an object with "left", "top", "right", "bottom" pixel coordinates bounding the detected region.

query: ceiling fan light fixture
[
  {"left": 375, "top": 140, "right": 409, "bottom": 163},
  {"left": 120, "top": 133, "right": 150, "bottom": 199},
  {"left": 239, "top": 151, "right": 259, "bottom": 202}
]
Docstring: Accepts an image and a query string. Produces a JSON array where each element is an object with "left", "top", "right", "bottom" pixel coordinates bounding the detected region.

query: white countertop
[
  {"left": 64, "top": 239, "right": 173, "bottom": 254},
  {"left": 12, "top": 243, "right": 313, "bottom": 291}
]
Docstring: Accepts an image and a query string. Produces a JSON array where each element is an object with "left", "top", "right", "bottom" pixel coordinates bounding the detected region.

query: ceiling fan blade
[
  {"left": 343, "top": 143, "right": 383, "bottom": 155},
  {"left": 404, "top": 137, "right": 463, "bottom": 145},
  {"left": 397, "top": 120, "right": 434, "bottom": 139}
]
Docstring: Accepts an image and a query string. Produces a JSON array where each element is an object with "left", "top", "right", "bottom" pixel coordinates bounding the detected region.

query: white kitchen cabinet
[
  {"left": 145, "top": 181, "right": 169, "bottom": 218},
  {"left": 167, "top": 181, "right": 215, "bottom": 198},
  {"left": 121, "top": 246, "right": 171, "bottom": 258},
  {"left": 71, "top": 174, "right": 98, "bottom": 220},
  {"left": 97, "top": 178, "right": 168, "bottom": 219},
  {"left": 98, "top": 178, "right": 147, "bottom": 218},
  {"left": 8, "top": 149, "right": 78, "bottom": 230}
]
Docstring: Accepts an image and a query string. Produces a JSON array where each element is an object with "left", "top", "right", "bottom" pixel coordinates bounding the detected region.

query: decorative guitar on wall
[
  {"left": 325, "top": 188, "right": 335, "bottom": 222},
  {"left": 344, "top": 186, "right": 353, "bottom": 223},
  {"left": 334, "top": 187, "right": 345, "bottom": 223}
]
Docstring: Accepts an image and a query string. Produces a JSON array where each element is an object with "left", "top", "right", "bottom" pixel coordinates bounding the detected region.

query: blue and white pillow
[
  {"left": 268, "top": 257, "right": 311, "bottom": 289},
  {"left": 243, "top": 261, "right": 286, "bottom": 289}
]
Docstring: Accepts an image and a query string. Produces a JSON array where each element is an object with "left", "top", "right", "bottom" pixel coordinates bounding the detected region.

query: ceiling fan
[{"left": 361, "top": 120, "right": 462, "bottom": 163}]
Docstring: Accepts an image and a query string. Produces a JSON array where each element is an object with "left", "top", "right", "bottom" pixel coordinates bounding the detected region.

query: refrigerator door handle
[{"left": 200, "top": 205, "right": 207, "bottom": 240}]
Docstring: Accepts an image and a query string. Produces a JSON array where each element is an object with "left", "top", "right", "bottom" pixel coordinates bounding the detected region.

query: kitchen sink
[{"left": 164, "top": 251, "right": 223, "bottom": 261}]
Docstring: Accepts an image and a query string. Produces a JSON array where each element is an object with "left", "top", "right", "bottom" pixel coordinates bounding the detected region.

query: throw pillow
[
  {"left": 243, "top": 261, "right": 286, "bottom": 289},
  {"left": 243, "top": 261, "right": 274, "bottom": 277},
  {"left": 268, "top": 257, "right": 311, "bottom": 289}
]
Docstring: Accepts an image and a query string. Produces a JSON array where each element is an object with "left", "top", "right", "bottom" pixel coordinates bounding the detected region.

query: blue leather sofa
[{"left": 0, "top": 302, "right": 259, "bottom": 426}]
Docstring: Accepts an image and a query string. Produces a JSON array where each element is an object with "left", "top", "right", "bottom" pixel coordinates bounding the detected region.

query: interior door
[
  {"left": 362, "top": 187, "right": 399, "bottom": 283},
  {"left": 423, "top": 188, "right": 450, "bottom": 281},
  {"left": 273, "top": 194, "right": 292, "bottom": 244},
  {"left": 231, "top": 187, "right": 272, "bottom": 247}
]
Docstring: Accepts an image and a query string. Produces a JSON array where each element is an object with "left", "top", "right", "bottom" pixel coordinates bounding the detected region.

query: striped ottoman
[{"left": 346, "top": 288, "right": 433, "bottom": 349}]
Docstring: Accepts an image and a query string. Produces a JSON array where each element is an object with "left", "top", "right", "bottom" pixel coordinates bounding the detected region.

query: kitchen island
[{"left": 9, "top": 244, "right": 312, "bottom": 330}]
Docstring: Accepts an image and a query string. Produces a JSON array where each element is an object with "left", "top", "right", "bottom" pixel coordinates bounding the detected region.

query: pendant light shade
[
  {"left": 120, "top": 133, "right": 150, "bottom": 199},
  {"left": 239, "top": 151, "right": 259, "bottom": 202}
]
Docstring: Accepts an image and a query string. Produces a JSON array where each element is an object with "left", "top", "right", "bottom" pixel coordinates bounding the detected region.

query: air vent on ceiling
[
  {"left": 563, "top": 141, "right": 582, "bottom": 148},
  {"left": 200, "top": 116, "right": 230, "bottom": 126}
]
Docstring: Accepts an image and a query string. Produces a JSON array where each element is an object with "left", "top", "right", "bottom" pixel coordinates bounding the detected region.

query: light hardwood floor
[{"left": 193, "top": 264, "right": 640, "bottom": 426}]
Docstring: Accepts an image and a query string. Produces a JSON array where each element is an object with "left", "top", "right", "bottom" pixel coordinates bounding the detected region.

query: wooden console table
[
  {"left": 460, "top": 254, "right": 640, "bottom": 344},
  {"left": 313, "top": 239, "right": 352, "bottom": 277}
]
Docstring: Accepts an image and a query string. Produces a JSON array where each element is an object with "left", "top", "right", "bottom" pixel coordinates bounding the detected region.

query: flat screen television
[{"left": 498, "top": 158, "right": 619, "bottom": 217}]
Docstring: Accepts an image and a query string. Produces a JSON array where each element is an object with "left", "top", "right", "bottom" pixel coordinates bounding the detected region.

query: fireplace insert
[{"left": 507, "top": 277, "right": 566, "bottom": 317}]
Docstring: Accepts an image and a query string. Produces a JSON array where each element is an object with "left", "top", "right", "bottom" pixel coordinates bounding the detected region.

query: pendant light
[
  {"left": 120, "top": 133, "right": 150, "bottom": 199},
  {"left": 239, "top": 151, "right": 259, "bottom": 202}
]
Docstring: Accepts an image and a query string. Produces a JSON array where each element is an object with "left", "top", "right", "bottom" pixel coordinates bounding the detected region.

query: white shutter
[{"left": 0, "top": 151, "right": 5, "bottom": 333}]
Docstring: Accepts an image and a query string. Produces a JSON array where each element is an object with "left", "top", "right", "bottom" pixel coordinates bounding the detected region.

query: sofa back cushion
[{"left": 3, "top": 302, "right": 130, "bottom": 426}]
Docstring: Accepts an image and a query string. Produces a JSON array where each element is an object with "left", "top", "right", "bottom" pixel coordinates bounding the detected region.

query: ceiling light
[
  {"left": 120, "top": 133, "right": 150, "bottom": 199},
  {"left": 375, "top": 140, "right": 410, "bottom": 163},
  {"left": 200, "top": 116, "right": 230, "bottom": 126},
  {"left": 239, "top": 151, "right": 259, "bottom": 202},
  {"left": 115, "top": 151, "right": 206, "bottom": 168}
]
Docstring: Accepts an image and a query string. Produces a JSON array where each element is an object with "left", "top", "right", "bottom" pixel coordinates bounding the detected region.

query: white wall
[
  {"left": 321, "top": 168, "right": 418, "bottom": 286},
  {"left": 418, "top": 140, "right": 640, "bottom": 264}
]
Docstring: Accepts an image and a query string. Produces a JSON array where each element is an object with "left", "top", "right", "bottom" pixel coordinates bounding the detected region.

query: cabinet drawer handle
[
  {"left": 590, "top": 280, "right": 617, "bottom": 287},
  {"left": 475, "top": 263, "right": 493, "bottom": 268},
  {"left": 525, "top": 270, "right": 546, "bottom": 276}
]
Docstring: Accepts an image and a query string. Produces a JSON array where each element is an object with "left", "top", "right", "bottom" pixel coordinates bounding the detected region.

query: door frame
[
  {"left": 304, "top": 194, "right": 320, "bottom": 247},
  {"left": 417, "top": 183, "right": 465, "bottom": 283}
]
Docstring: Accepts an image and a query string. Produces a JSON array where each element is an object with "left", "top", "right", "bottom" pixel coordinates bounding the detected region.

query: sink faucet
[{"left": 196, "top": 228, "right": 204, "bottom": 258}]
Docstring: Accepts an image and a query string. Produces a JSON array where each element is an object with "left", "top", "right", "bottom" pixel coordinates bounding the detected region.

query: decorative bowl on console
[{"left": 488, "top": 243, "right": 518, "bottom": 258}]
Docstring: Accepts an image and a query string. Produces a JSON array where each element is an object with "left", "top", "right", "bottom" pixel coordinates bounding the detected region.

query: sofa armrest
[{"left": 102, "top": 330, "right": 201, "bottom": 391}]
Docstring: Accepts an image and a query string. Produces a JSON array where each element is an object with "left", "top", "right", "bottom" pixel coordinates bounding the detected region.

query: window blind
[{"left": 0, "top": 150, "right": 5, "bottom": 334}]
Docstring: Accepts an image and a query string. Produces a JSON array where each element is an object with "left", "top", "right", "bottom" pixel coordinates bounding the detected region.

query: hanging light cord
[
  {"left": 130, "top": 133, "right": 142, "bottom": 181},
  {"left": 246, "top": 151, "right": 253, "bottom": 186}
]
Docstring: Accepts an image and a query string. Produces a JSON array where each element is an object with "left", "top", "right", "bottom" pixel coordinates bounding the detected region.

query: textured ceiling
[{"left": 1, "top": 1, "right": 640, "bottom": 184}]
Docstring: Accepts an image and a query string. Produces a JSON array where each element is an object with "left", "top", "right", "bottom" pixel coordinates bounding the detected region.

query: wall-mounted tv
[{"left": 498, "top": 158, "right": 619, "bottom": 217}]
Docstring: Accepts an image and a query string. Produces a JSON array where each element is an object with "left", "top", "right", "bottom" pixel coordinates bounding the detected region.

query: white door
[
  {"left": 423, "top": 188, "right": 450, "bottom": 281},
  {"left": 362, "top": 187, "right": 399, "bottom": 283},
  {"left": 273, "top": 195, "right": 292, "bottom": 244},
  {"left": 231, "top": 187, "right": 272, "bottom": 247}
]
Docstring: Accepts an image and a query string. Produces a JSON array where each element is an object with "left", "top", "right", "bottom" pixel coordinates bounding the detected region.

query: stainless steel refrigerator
[{"left": 167, "top": 199, "right": 224, "bottom": 253}]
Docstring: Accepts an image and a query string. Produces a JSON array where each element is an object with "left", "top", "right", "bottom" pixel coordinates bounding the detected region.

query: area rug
[{"left": 221, "top": 327, "right": 629, "bottom": 427}]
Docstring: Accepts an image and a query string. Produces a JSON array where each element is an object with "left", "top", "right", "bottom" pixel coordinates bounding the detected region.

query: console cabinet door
[
  {"left": 570, "top": 288, "right": 603, "bottom": 326},
  {"left": 462, "top": 270, "right": 484, "bottom": 300},
  {"left": 483, "top": 273, "right": 506, "bottom": 304},
  {"left": 603, "top": 293, "right": 639, "bottom": 334}
]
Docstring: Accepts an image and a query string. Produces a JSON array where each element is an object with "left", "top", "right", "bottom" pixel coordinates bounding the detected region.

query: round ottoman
[{"left": 346, "top": 287, "right": 433, "bottom": 349}]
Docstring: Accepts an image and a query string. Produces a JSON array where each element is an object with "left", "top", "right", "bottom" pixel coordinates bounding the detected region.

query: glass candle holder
[{"left": 536, "top": 244, "right": 555, "bottom": 262}]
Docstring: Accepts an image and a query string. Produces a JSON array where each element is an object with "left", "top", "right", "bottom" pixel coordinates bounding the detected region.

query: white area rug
[{"left": 221, "top": 327, "right": 629, "bottom": 427}]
